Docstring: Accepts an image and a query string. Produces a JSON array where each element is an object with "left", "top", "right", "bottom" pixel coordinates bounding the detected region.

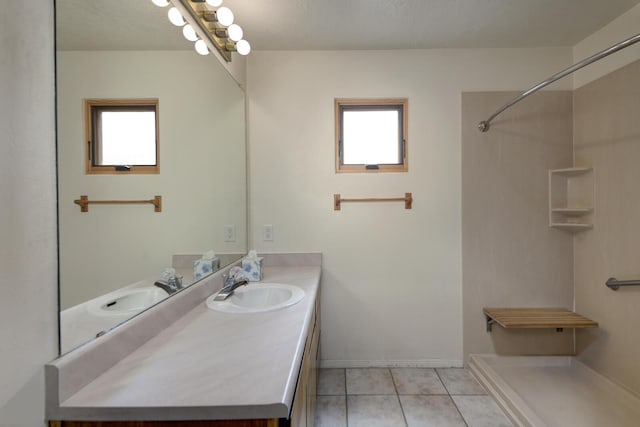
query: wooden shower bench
[{"left": 484, "top": 307, "right": 598, "bottom": 332}]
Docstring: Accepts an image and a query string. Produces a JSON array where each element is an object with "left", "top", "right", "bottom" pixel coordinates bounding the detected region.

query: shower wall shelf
[{"left": 548, "top": 167, "right": 594, "bottom": 232}]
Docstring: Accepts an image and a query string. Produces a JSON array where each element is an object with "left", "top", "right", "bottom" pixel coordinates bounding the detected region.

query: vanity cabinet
[
  {"left": 290, "top": 288, "right": 320, "bottom": 427},
  {"left": 50, "top": 285, "right": 321, "bottom": 427},
  {"left": 51, "top": 421, "right": 279, "bottom": 427}
]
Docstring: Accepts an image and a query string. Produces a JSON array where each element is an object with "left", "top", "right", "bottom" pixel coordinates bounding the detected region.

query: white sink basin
[
  {"left": 206, "top": 283, "right": 305, "bottom": 314},
  {"left": 87, "top": 286, "right": 169, "bottom": 316}
]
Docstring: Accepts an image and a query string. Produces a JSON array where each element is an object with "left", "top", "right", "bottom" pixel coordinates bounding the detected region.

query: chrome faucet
[
  {"left": 154, "top": 275, "right": 183, "bottom": 295},
  {"left": 213, "top": 272, "right": 248, "bottom": 301}
]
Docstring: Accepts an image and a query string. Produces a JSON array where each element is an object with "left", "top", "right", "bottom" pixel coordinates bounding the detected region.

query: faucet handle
[{"left": 172, "top": 275, "right": 183, "bottom": 289}]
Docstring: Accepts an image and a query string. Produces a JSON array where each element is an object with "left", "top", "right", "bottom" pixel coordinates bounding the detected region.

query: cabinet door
[
  {"left": 290, "top": 366, "right": 307, "bottom": 427},
  {"left": 306, "top": 319, "right": 320, "bottom": 427},
  {"left": 290, "top": 322, "right": 313, "bottom": 426}
]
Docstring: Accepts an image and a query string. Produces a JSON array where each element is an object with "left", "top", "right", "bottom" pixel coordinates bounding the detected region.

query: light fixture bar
[{"left": 172, "top": 0, "right": 235, "bottom": 61}]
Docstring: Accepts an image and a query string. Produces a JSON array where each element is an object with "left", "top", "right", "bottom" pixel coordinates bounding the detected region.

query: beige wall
[
  {"left": 574, "top": 60, "right": 640, "bottom": 395},
  {"left": 247, "top": 48, "right": 572, "bottom": 367},
  {"left": 572, "top": 3, "right": 640, "bottom": 89},
  {"left": 57, "top": 51, "right": 247, "bottom": 309},
  {"left": 461, "top": 3, "right": 640, "bottom": 366},
  {"left": 0, "top": 1, "right": 58, "bottom": 426},
  {"left": 461, "top": 91, "right": 575, "bottom": 360}
]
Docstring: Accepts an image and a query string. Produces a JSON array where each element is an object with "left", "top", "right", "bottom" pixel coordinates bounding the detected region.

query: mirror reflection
[
  {"left": 86, "top": 99, "right": 159, "bottom": 171},
  {"left": 56, "top": 0, "right": 247, "bottom": 354}
]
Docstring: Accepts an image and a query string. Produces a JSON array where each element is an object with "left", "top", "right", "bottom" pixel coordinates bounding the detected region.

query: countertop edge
[
  {"left": 49, "top": 403, "right": 290, "bottom": 422},
  {"left": 47, "top": 256, "right": 322, "bottom": 422}
]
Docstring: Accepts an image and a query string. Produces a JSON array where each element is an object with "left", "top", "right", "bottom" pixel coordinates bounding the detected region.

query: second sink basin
[
  {"left": 88, "top": 286, "right": 169, "bottom": 316},
  {"left": 206, "top": 283, "right": 305, "bottom": 314}
]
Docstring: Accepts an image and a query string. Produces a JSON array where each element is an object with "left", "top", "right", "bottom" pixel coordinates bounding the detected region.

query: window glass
[
  {"left": 335, "top": 99, "right": 408, "bottom": 173},
  {"left": 343, "top": 109, "right": 400, "bottom": 165},
  {"left": 85, "top": 99, "right": 159, "bottom": 174},
  {"left": 99, "top": 111, "right": 156, "bottom": 165}
]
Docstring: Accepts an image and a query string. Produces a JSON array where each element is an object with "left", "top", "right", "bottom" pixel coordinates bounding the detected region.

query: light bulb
[
  {"left": 206, "top": 0, "right": 223, "bottom": 6},
  {"left": 215, "top": 7, "right": 234, "bottom": 26},
  {"left": 168, "top": 7, "right": 186, "bottom": 26},
  {"left": 227, "top": 24, "right": 243, "bottom": 42},
  {"left": 235, "top": 39, "right": 251, "bottom": 56},
  {"left": 152, "top": 0, "right": 170, "bottom": 7},
  {"left": 195, "top": 39, "right": 209, "bottom": 55},
  {"left": 182, "top": 24, "right": 198, "bottom": 42}
]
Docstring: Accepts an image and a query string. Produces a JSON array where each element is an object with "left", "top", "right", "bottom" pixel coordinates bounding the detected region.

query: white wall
[
  {"left": 57, "top": 51, "right": 246, "bottom": 309},
  {"left": 572, "top": 3, "right": 640, "bottom": 89},
  {"left": 246, "top": 48, "right": 572, "bottom": 367},
  {"left": 0, "top": 1, "right": 58, "bottom": 426}
]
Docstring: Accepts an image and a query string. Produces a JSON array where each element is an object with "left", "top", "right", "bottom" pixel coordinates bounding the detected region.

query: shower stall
[{"left": 462, "top": 34, "right": 640, "bottom": 426}]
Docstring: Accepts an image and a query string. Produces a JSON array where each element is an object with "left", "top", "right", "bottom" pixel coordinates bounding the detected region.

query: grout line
[
  {"left": 434, "top": 368, "right": 451, "bottom": 394},
  {"left": 345, "top": 393, "right": 406, "bottom": 396},
  {"left": 397, "top": 393, "right": 450, "bottom": 396},
  {"left": 389, "top": 367, "right": 399, "bottom": 393},
  {"left": 397, "top": 396, "right": 409, "bottom": 427},
  {"left": 319, "top": 367, "right": 510, "bottom": 427},
  {"left": 436, "top": 368, "right": 470, "bottom": 427},
  {"left": 449, "top": 395, "right": 470, "bottom": 427},
  {"left": 344, "top": 392, "right": 349, "bottom": 427},
  {"left": 343, "top": 369, "right": 348, "bottom": 427},
  {"left": 389, "top": 368, "right": 409, "bottom": 427}
]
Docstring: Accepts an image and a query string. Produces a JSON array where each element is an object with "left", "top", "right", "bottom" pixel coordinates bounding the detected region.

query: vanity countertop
[{"left": 48, "top": 262, "right": 321, "bottom": 421}]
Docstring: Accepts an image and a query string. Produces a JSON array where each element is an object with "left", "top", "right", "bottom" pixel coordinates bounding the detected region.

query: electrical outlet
[
  {"left": 263, "top": 224, "right": 274, "bottom": 241},
  {"left": 223, "top": 225, "right": 235, "bottom": 242}
]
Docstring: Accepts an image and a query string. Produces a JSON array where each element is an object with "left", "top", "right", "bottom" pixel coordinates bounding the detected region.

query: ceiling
[
  {"left": 58, "top": 0, "right": 640, "bottom": 51},
  {"left": 231, "top": 0, "right": 640, "bottom": 50}
]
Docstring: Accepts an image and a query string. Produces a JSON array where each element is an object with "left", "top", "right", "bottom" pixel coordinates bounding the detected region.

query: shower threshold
[{"left": 469, "top": 354, "right": 640, "bottom": 427}]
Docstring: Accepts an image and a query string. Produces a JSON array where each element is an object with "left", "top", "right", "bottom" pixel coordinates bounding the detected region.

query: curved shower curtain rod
[{"left": 478, "top": 32, "right": 640, "bottom": 132}]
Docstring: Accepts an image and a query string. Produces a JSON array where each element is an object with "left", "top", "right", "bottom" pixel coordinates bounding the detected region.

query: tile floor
[{"left": 314, "top": 367, "right": 513, "bottom": 427}]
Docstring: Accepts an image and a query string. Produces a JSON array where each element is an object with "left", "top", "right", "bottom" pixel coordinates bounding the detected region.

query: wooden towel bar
[
  {"left": 74, "top": 195, "right": 162, "bottom": 213},
  {"left": 333, "top": 193, "right": 412, "bottom": 210}
]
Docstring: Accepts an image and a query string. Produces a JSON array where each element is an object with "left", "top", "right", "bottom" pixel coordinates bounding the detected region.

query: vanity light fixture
[
  {"left": 194, "top": 39, "right": 210, "bottom": 55},
  {"left": 152, "top": 0, "right": 251, "bottom": 62},
  {"left": 215, "top": 23, "right": 243, "bottom": 42},
  {"left": 231, "top": 39, "right": 251, "bottom": 55},
  {"left": 167, "top": 7, "right": 186, "bottom": 26},
  {"left": 182, "top": 24, "right": 199, "bottom": 42},
  {"left": 211, "top": 6, "right": 234, "bottom": 26}
]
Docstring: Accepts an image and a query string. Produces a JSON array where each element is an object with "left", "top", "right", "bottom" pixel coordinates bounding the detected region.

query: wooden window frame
[
  {"left": 84, "top": 99, "right": 160, "bottom": 175},
  {"left": 335, "top": 98, "right": 408, "bottom": 173}
]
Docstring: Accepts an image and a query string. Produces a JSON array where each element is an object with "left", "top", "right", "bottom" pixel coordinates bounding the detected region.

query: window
[
  {"left": 335, "top": 98, "right": 408, "bottom": 173},
  {"left": 84, "top": 99, "right": 160, "bottom": 174}
]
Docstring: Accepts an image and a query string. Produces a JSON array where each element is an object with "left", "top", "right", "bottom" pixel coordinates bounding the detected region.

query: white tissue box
[
  {"left": 194, "top": 257, "right": 219, "bottom": 281},
  {"left": 241, "top": 257, "right": 264, "bottom": 281}
]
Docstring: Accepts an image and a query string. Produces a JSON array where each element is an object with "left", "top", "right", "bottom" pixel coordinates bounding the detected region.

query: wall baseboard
[{"left": 320, "top": 359, "right": 463, "bottom": 369}]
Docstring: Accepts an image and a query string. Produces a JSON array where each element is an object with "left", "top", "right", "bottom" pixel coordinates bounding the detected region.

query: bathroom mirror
[{"left": 56, "top": 0, "right": 247, "bottom": 354}]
